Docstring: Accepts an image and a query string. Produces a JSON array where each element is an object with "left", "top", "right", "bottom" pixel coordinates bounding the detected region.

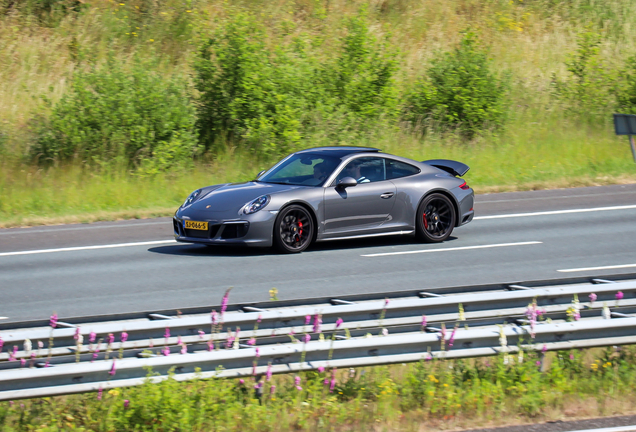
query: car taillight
[{"left": 459, "top": 181, "right": 470, "bottom": 190}]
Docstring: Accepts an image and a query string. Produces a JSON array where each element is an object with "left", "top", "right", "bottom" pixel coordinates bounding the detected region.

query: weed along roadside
[{"left": 2, "top": 347, "right": 636, "bottom": 431}]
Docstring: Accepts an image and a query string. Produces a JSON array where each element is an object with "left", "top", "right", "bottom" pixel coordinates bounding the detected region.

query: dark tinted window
[
  {"left": 336, "top": 157, "right": 386, "bottom": 184},
  {"left": 385, "top": 159, "right": 420, "bottom": 180}
]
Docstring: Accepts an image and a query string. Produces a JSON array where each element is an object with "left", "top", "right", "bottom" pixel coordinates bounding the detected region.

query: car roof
[{"left": 294, "top": 146, "right": 381, "bottom": 159}]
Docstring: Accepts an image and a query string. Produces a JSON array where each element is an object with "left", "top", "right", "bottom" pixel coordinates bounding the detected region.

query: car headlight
[
  {"left": 244, "top": 195, "right": 270, "bottom": 214},
  {"left": 182, "top": 189, "right": 201, "bottom": 208}
]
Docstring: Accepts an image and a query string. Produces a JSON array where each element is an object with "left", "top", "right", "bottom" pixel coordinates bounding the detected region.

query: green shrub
[
  {"left": 615, "top": 55, "right": 636, "bottom": 114},
  {"left": 193, "top": 10, "right": 399, "bottom": 158},
  {"left": 403, "top": 32, "right": 509, "bottom": 138},
  {"left": 552, "top": 31, "right": 616, "bottom": 122},
  {"left": 32, "top": 56, "right": 200, "bottom": 175}
]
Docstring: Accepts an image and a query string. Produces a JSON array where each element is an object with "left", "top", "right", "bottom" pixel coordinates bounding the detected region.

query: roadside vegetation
[
  {"left": 2, "top": 0, "right": 636, "bottom": 227},
  {"left": 2, "top": 346, "right": 636, "bottom": 431}
]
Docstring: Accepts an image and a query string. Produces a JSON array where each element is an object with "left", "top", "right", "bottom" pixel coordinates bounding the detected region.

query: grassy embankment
[
  {"left": 1, "top": 0, "right": 636, "bottom": 228},
  {"left": 2, "top": 346, "right": 636, "bottom": 431}
]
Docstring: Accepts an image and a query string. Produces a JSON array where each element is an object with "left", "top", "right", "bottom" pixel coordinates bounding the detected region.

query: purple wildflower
[
  {"left": 536, "top": 360, "right": 542, "bottom": 367},
  {"left": 207, "top": 340, "right": 214, "bottom": 351},
  {"left": 270, "top": 385, "right": 276, "bottom": 396},
  {"left": 180, "top": 344, "right": 187, "bottom": 355},
  {"left": 304, "top": 315, "right": 311, "bottom": 326},
  {"left": 574, "top": 310, "right": 581, "bottom": 321},
  {"left": 164, "top": 327, "right": 170, "bottom": 340},
  {"left": 226, "top": 336, "right": 235, "bottom": 349},
  {"left": 255, "top": 347, "right": 260, "bottom": 358},
  {"left": 324, "top": 378, "right": 329, "bottom": 386},
  {"left": 295, "top": 376, "right": 301, "bottom": 386},
  {"left": 49, "top": 313, "right": 58, "bottom": 329},
  {"left": 239, "top": 379, "right": 245, "bottom": 385},
  {"left": 384, "top": 298, "right": 390, "bottom": 308},
  {"left": 220, "top": 288, "right": 232, "bottom": 318},
  {"left": 335, "top": 318, "right": 343, "bottom": 329},
  {"left": 198, "top": 330, "right": 205, "bottom": 339},
  {"left": 211, "top": 310, "right": 218, "bottom": 326},
  {"left": 448, "top": 326, "right": 458, "bottom": 349},
  {"left": 89, "top": 332, "right": 96, "bottom": 343},
  {"left": 313, "top": 314, "right": 322, "bottom": 334},
  {"left": 123, "top": 400, "right": 130, "bottom": 409},
  {"left": 589, "top": 293, "right": 597, "bottom": 303},
  {"left": 421, "top": 315, "right": 427, "bottom": 329},
  {"left": 266, "top": 363, "right": 272, "bottom": 381},
  {"left": 318, "top": 366, "right": 325, "bottom": 373},
  {"left": 303, "top": 334, "right": 311, "bottom": 344},
  {"left": 616, "top": 291, "right": 624, "bottom": 300},
  {"left": 97, "top": 387, "right": 103, "bottom": 401},
  {"left": 20, "top": 358, "right": 26, "bottom": 367},
  {"left": 252, "top": 364, "right": 257, "bottom": 376},
  {"left": 257, "top": 314, "right": 262, "bottom": 324},
  {"left": 109, "top": 360, "right": 116, "bottom": 376},
  {"left": 289, "top": 329, "right": 295, "bottom": 337},
  {"left": 177, "top": 336, "right": 182, "bottom": 345},
  {"left": 107, "top": 334, "right": 115, "bottom": 345},
  {"left": 120, "top": 332, "right": 128, "bottom": 343},
  {"left": 570, "top": 353, "right": 574, "bottom": 360},
  {"left": 74, "top": 327, "right": 81, "bottom": 341},
  {"left": 162, "top": 346, "right": 170, "bottom": 356},
  {"left": 0, "top": 336, "right": 3, "bottom": 351},
  {"left": 542, "top": 344, "right": 548, "bottom": 353},
  {"left": 92, "top": 346, "right": 100, "bottom": 362},
  {"left": 247, "top": 337, "right": 256, "bottom": 345},
  {"left": 329, "top": 369, "right": 337, "bottom": 392},
  {"left": 296, "top": 386, "right": 303, "bottom": 391}
]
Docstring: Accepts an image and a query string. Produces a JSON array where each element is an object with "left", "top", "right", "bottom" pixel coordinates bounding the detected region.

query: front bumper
[{"left": 173, "top": 210, "right": 276, "bottom": 247}]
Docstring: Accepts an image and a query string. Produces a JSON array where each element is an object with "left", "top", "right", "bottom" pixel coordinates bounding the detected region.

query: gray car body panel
[{"left": 173, "top": 148, "right": 474, "bottom": 248}]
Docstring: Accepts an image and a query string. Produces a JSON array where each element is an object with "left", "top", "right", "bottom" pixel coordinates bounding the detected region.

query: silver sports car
[{"left": 174, "top": 147, "right": 474, "bottom": 253}]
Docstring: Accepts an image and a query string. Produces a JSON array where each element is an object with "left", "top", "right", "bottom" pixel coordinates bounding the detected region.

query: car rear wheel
[
  {"left": 273, "top": 205, "right": 314, "bottom": 253},
  {"left": 416, "top": 193, "right": 456, "bottom": 243}
]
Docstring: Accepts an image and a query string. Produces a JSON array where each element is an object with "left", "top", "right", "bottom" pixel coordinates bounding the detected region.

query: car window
[
  {"left": 259, "top": 153, "right": 339, "bottom": 186},
  {"left": 336, "top": 157, "right": 386, "bottom": 184},
  {"left": 385, "top": 159, "right": 421, "bottom": 180}
]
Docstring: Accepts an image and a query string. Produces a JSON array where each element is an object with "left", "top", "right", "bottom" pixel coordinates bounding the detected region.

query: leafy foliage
[
  {"left": 404, "top": 32, "right": 509, "bottom": 138},
  {"left": 552, "top": 32, "right": 616, "bottom": 122},
  {"left": 193, "top": 10, "right": 398, "bottom": 158},
  {"left": 32, "top": 56, "right": 199, "bottom": 175}
]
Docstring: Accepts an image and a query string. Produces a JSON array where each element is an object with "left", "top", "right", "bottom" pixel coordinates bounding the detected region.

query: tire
[
  {"left": 416, "top": 193, "right": 456, "bottom": 243},
  {"left": 273, "top": 205, "right": 314, "bottom": 253}
]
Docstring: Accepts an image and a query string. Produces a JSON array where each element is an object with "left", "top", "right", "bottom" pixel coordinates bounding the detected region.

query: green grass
[
  {"left": 2, "top": 122, "right": 635, "bottom": 228},
  {"left": 1, "top": 0, "right": 636, "bottom": 228},
  {"left": 2, "top": 346, "right": 636, "bottom": 431}
]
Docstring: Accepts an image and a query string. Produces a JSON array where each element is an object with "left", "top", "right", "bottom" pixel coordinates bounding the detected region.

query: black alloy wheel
[
  {"left": 416, "top": 193, "right": 456, "bottom": 243},
  {"left": 273, "top": 205, "right": 314, "bottom": 253}
]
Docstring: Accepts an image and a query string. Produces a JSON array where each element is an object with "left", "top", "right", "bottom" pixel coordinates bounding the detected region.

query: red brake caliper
[
  {"left": 423, "top": 214, "right": 428, "bottom": 230},
  {"left": 298, "top": 221, "right": 303, "bottom": 242}
]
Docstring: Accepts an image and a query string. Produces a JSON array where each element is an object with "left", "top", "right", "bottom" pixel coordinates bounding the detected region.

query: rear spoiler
[{"left": 422, "top": 159, "right": 470, "bottom": 177}]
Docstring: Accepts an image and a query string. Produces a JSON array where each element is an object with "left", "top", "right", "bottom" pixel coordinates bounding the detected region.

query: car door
[{"left": 322, "top": 157, "right": 397, "bottom": 236}]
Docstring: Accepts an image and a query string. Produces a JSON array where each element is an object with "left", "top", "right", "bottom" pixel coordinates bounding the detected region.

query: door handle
[{"left": 380, "top": 192, "right": 394, "bottom": 199}]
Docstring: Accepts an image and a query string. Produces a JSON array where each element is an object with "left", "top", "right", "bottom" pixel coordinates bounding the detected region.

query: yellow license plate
[{"left": 184, "top": 220, "right": 208, "bottom": 231}]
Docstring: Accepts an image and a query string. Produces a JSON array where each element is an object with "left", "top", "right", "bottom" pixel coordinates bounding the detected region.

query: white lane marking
[
  {"left": 0, "top": 317, "right": 7, "bottom": 320},
  {"left": 0, "top": 220, "right": 169, "bottom": 235},
  {"left": 558, "top": 263, "right": 636, "bottom": 273},
  {"left": 0, "top": 240, "right": 176, "bottom": 257},
  {"left": 477, "top": 190, "right": 636, "bottom": 204},
  {"left": 362, "top": 241, "right": 542, "bottom": 257},
  {"left": 566, "top": 426, "right": 636, "bottom": 432},
  {"left": 474, "top": 204, "right": 636, "bottom": 220}
]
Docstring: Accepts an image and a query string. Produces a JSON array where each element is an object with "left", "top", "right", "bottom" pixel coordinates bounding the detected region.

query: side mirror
[
  {"left": 336, "top": 177, "right": 357, "bottom": 189},
  {"left": 257, "top": 170, "right": 266, "bottom": 178}
]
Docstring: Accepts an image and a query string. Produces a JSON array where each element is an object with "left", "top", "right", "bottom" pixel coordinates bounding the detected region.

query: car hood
[{"left": 184, "top": 181, "right": 306, "bottom": 214}]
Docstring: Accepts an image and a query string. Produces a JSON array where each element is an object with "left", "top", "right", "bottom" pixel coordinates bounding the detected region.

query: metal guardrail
[{"left": 0, "top": 274, "right": 635, "bottom": 400}]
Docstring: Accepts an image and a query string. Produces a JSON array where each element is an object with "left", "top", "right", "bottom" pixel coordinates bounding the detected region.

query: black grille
[
  {"left": 184, "top": 228, "right": 210, "bottom": 238},
  {"left": 220, "top": 223, "right": 249, "bottom": 239}
]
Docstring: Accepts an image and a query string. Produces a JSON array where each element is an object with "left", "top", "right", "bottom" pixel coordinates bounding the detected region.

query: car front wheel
[
  {"left": 273, "top": 205, "right": 314, "bottom": 253},
  {"left": 416, "top": 193, "right": 456, "bottom": 243}
]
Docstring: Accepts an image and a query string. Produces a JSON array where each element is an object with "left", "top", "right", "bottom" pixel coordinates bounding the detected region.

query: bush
[
  {"left": 193, "top": 10, "right": 399, "bottom": 158},
  {"left": 615, "top": 55, "right": 636, "bottom": 114},
  {"left": 552, "top": 31, "right": 616, "bottom": 122},
  {"left": 32, "top": 56, "right": 200, "bottom": 175},
  {"left": 403, "top": 32, "right": 509, "bottom": 138}
]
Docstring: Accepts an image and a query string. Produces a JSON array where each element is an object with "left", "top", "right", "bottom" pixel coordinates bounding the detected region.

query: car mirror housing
[
  {"left": 257, "top": 170, "right": 266, "bottom": 178},
  {"left": 337, "top": 177, "right": 357, "bottom": 189}
]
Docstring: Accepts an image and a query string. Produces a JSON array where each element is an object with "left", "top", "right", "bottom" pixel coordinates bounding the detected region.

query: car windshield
[{"left": 258, "top": 153, "right": 341, "bottom": 186}]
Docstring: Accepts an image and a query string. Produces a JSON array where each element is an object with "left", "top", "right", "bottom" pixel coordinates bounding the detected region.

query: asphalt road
[{"left": 1, "top": 184, "right": 636, "bottom": 323}]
